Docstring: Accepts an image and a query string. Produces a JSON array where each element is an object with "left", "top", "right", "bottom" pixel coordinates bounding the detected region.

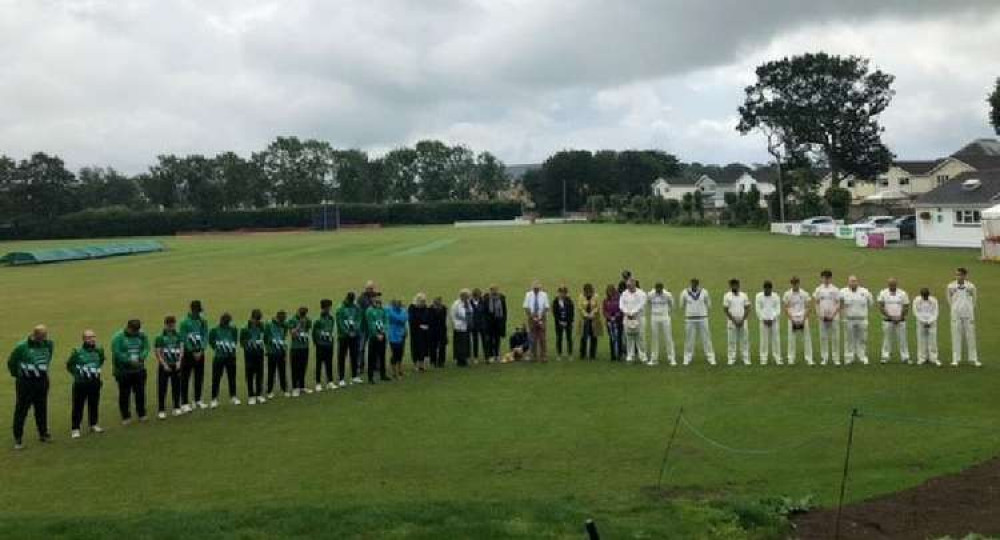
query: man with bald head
[
  {"left": 8, "top": 325, "right": 54, "bottom": 449},
  {"left": 878, "top": 277, "right": 910, "bottom": 364},
  {"left": 523, "top": 280, "right": 550, "bottom": 362},
  {"left": 840, "top": 275, "right": 874, "bottom": 365}
]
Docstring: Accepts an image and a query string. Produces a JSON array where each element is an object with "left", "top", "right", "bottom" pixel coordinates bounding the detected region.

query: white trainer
[
  {"left": 71, "top": 429, "right": 81, "bottom": 439},
  {"left": 338, "top": 380, "right": 347, "bottom": 387},
  {"left": 231, "top": 397, "right": 241, "bottom": 405},
  {"left": 248, "top": 397, "right": 257, "bottom": 406},
  {"left": 258, "top": 396, "right": 267, "bottom": 404},
  {"left": 292, "top": 389, "right": 300, "bottom": 398},
  {"left": 327, "top": 382, "right": 338, "bottom": 390},
  {"left": 210, "top": 399, "right": 219, "bottom": 409},
  {"left": 351, "top": 377, "right": 363, "bottom": 384},
  {"left": 303, "top": 388, "right": 313, "bottom": 394},
  {"left": 121, "top": 418, "right": 133, "bottom": 426},
  {"left": 157, "top": 411, "right": 167, "bottom": 420},
  {"left": 315, "top": 384, "right": 324, "bottom": 392},
  {"left": 197, "top": 401, "right": 208, "bottom": 410},
  {"left": 267, "top": 393, "right": 275, "bottom": 399},
  {"left": 91, "top": 425, "right": 104, "bottom": 434},
  {"left": 172, "top": 409, "right": 182, "bottom": 417},
  {"left": 283, "top": 392, "right": 291, "bottom": 397}
]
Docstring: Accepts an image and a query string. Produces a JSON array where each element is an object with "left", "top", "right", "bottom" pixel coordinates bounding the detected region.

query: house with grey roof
[
  {"left": 914, "top": 168, "right": 1000, "bottom": 248},
  {"left": 652, "top": 172, "right": 774, "bottom": 208}
]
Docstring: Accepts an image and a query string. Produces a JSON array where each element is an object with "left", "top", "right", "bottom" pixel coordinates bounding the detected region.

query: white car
[
  {"left": 800, "top": 216, "right": 836, "bottom": 226},
  {"left": 849, "top": 215, "right": 897, "bottom": 230}
]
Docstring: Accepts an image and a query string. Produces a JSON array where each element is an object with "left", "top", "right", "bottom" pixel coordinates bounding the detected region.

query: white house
[
  {"left": 651, "top": 172, "right": 772, "bottom": 209},
  {"left": 914, "top": 168, "right": 1000, "bottom": 248}
]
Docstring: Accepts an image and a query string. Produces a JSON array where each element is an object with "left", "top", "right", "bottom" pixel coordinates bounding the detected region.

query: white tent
[
  {"left": 983, "top": 203, "right": 1000, "bottom": 244},
  {"left": 983, "top": 203, "right": 1000, "bottom": 219}
]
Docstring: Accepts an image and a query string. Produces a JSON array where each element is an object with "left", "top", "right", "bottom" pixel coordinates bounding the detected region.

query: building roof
[
  {"left": 915, "top": 168, "right": 1000, "bottom": 207},
  {"left": 952, "top": 138, "right": 1000, "bottom": 159},
  {"left": 660, "top": 176, "right": 700, "bottom": 186},
  {"left": 950, "top": 154, "right": 1000, "bottom": 172},
  {"left": 893, "top": 159, "right": 945, "bottom": 175}
]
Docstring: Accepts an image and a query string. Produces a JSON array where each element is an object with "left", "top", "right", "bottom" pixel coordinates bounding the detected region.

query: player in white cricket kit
[
  {"left": 783, "top": 277, "right": 813, "bottom": 365},
  {"left": 814, "top": 270, "right": 841, "bottom": 366},
  {"left": 722, "top": 279, "right": 752, "bottom": 366},
  {"left": 947, "top": 267, "right": 979, "bottom": 367},
  {"left": 647, "top": 282, "right": 675, "bottom": 366},
  {"left": 912, "top": 287, "right": 940, "bottom": 366},
  {"left": 877, "top": 278, "right": 910, "bottom": 364},
  {"left": 755, "top": 281, "right": 782, "bottom": 365},
  {"left": 840, "top": 275, "right": 874, "bottom": 365},
  {"left": 681, "top": 278, "right": 715, "bottom": 365},
  {"left": 619, "top": 278, "right": 648, "bottom": 364}
]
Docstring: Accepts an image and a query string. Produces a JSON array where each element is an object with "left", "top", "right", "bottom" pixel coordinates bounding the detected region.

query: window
[
  {"left": 878, "top": 179, "right": 889, "bottom": 187},
  {"left": 899, "top": 177, "right": 910, "bottom": 186},
  {"left": 954, "top": 210, "right": 981, "bottom": 226},
  {"left": 846, "top": 180, "right": 855, "bottom": 188},
  {"left": 936, "top": 175, "right": 949, "bottom": 186}
]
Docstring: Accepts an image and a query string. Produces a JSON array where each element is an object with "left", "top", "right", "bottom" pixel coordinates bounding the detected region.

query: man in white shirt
[
  {"left": 755, "top": 281, "right": 782, "bottom": 365},
  {"left": 680, "top": 278, "right": 715, "bottom": 365},
  {"left": 723, "top": 279, "right": 752, "bottom": 366},
  {"left": 619, "top": 278, "right": 649, "bottom": 364},
  {"left": 522, "top": 280, "right": 550, "bottom": 362},
  {"left": 840, "top": 275, "right": 873, "bottom": 365},
  {"left": 813, "top": 270, "right": 842, "bottom": 366},
  {"left": 646, "top": 282, "right": 675, "bottom": 366},
  {"left": 877, "top": 277, "right": 910, "bottom": 364},
  {"left": 913, "top": 287, "right": 940, "bottom": 366},
  {"left": 947, "top": 267, "right": 979, "bottom": 367},
  {"left": 783, "top": 277, "right": 813, "bottom": 365}
]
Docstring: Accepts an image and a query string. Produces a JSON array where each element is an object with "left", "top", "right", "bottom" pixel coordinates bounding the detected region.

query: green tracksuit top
[
  {"left": 111, "top": 330, "right": 151, "bottom": 377},
  {"left": 312, "top": 313, "right": 336, "bottom": 347},
  {"left": 264, "top": 319, "right": 288, "bottom": 357},
  {"left": 8, "top": 338, "right": 54, "bottom": 379},
  {"left": 365, "top": 307, "right": 387, "bottom": 340},
  {"left": 240, "top": 322, "right": 266, "bottom": 355},
  {"left": 288, "top": 315, "right": 312, "bottom": 350},
  {"left": 154, "top": 331, "right": 183, "bottom": 367},
  {"left": 208, "top": 324, "right": 239, "bottom": 361},
  {"left": 66, "top": 345, "right": 105, "bottom": 383},
  {"left": 336, "top": 303, "right": 361, "bottom": 339},
  {"left": 179, "top": 313, "right": 209, "bottom": 353}
]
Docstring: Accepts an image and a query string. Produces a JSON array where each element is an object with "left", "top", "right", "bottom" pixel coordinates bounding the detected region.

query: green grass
[{"left": 0, "top": 224, "right": 997, "bottom": 539}]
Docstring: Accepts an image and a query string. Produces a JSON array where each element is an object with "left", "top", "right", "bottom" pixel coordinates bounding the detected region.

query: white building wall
[{"left": 916, "top": 206, "right": 984, "bottom": 248}]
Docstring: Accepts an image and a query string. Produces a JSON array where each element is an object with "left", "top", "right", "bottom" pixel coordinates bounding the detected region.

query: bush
[{"left": 0, "top": 201, "right": 521, "bottom": 240}]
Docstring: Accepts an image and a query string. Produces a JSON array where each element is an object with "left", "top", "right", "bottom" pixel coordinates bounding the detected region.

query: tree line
[{"left": 0, "top": 138, "right": 511, "bottom": 221}]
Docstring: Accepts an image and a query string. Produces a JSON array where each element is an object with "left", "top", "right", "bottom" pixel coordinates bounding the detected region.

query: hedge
[{"left": 0, "top": 201, "right": 522, "bottom": 240}]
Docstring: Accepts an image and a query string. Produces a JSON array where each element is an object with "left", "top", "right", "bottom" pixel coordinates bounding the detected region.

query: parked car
[
  {"left": 894, "top": 215, "right": 916, "bottom": 239},
  {"left": 849, "top": 215, "right": 897, "bottom": 230},
  {"left": 801, "top": 216, "right": 836, "bottom": 226}
]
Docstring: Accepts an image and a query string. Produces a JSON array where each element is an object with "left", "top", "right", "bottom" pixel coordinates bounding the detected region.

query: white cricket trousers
[
  {"left": 649, "top": 317, "right": 674, "bottom": 364},
  {"left": 787, "top": 320, "right": 812, "bottom": 365},
  {"left": 880, "top": 320, "right": 909, "bottom": 363},
  {"left": 915, "top": 321, "right": 938, "bottom": 365},
  {"left": 950, "top": 318, "right": 978, "bottom": 365},
  {"left": 843, "top": 318, "right": 868, "bottom": 364},
  {"left": 758, "top": 320, "right": 781, "bottom": 364},
  {"left": 684, "top": 318, "right": 715, "bottom": 365},
  {"left": 624, "top": 325, "right": 647, "bottom": 363},
  {"left": 818, "top": 318, "right": 840, "bottom": 365},
  {"left": 727, "top": 324, "right": 751, "bottom": 365}
]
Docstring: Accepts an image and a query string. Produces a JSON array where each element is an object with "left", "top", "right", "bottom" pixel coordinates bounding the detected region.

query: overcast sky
[{"left": 2, "top": 0, "right": 999, "bottom": 173}]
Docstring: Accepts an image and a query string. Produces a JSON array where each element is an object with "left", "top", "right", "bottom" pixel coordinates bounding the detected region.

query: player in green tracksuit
[
  {"left": 111, "top": 319, "right": 151, "bottom": 424},
  {"left": 9, "top": 325, "right": 54, "bottom": 449},
  {"left": 312, "top": 299, "right": 337, "bottom": 391},
  {"left": 265, "top": 311, "right": 290, "bottom": 398},
  {"left": 365, "top": 296, "right": 391, "bottom": 384},
  {"left": 240, "top": 309, "right": 267, "bottom": 405},
  {"left": 154, "top": 316, "right": 184, "bottom": 418},
  {"left": 288, "top": 306, "right": 312, "bottom": 397},
  {"left": 336, "top": 292, "right": 363, "bottom": 386},
  {"left": 179, "top": 300, "right": 209, "bottom": 411},
  {"left": 66, "top": 329, "right": 106, "bottom": 437},
  {"left": 208, "top": 313, "right": 241, "bottom": 408}
]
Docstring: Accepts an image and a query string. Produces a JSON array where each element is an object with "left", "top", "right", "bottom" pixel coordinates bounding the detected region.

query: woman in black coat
[
  {"left": 427, "top": 297, "right": 449, "bottom": 368},
  {"left": 407, "top": 293, "right": 432, "bottom": 372}
]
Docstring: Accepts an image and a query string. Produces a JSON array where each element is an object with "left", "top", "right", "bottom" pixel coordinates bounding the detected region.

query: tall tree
[
  {"left": 414, "top": 140, "right": 456, "bottom": 201},
  {"left": 737, "top": 52, "right": 895, "bottom": 185},
  {"left": 0, "top": 155, "right": 17, "bottom": 219},
  {"left": 471, "top": 151, "right": 509, "bottom": 200},
  {"left": 258, "top": 137, "right": 335, "bottom": 205},
  {"left": 989, "top": 77, "right": 1000, "bottom": 135},
  {"left": 214, "top": 151, "right": 267, "bottom": 210},
  {"left": 77, "top": 167, "right": 145, "bottom": 210},
  {"left": 331, "top": 149, "right": 374, "bottom": 203},
  {"left": 12, "top": 153, "right": 79, "bottom": 218},
  {"left": 380, "top": 148, "right": 419, "bottom": 202}
]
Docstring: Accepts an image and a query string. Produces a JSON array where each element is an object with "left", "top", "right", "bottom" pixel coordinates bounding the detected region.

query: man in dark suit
[{"left": 483, "top": 285, "right": 508, "bottom": 363}]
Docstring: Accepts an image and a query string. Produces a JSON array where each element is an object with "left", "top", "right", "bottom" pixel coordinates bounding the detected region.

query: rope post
[
  {"left": 656, "top": 407, "right": 685, "bottom": 490},
  {"left": 834, "top": 408, "right": 860, "bottom": 540},
  {"left": 584, "top": 519, "right": 600, "bottom": 540}
]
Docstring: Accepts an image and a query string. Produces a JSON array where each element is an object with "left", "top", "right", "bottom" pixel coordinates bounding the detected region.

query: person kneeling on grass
[
  {"left": 112, "top": 319, "right": 150, "bottom": 425},
  {"left": 9, "top": 325, "right": 54, "bottom": 450},
  {"left": 387, "top": 298, "right": 409, "bottom": 379},
  {"left": 502, "top": 326, "right": 531, "bottom": 363},
  {"left": 154, "top": 316, "right": 184, "bottom": 418},
  {"left": 240, "top": 309, "right": 267, "bottom": 405},
  {"left": 366, "top": 295, "right": 392, "bottom": 384},
  {"left": 209, "top": 313, "right": 241, "bottom": 408},
  {"left": 67, "top": 329, "right": 106, "bottom": 437}
]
